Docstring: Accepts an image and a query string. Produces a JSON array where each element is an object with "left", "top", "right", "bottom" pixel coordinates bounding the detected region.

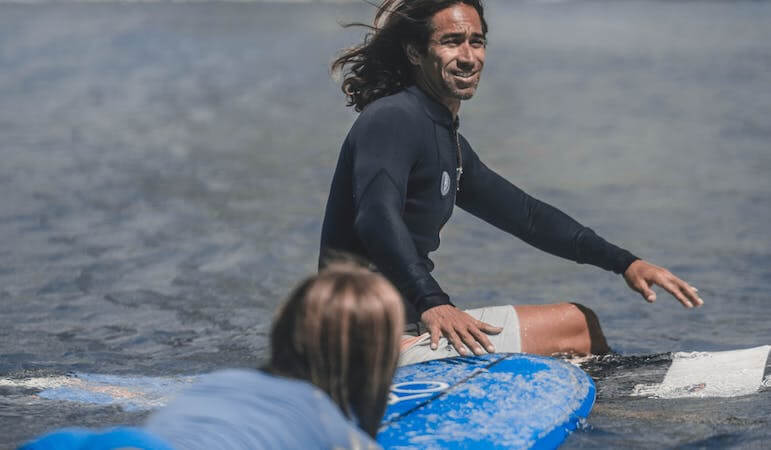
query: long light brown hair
[
  {"left": 331, "top": 0, "right": 488, "bottom": 112},
  {"left": 268, "top": 263, "right": 404, "bottom": 437}
]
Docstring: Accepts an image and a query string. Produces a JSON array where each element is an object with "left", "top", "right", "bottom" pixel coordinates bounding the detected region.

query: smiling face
[{"left": 407, "top": 3, "right": 486, "bottom": 116}]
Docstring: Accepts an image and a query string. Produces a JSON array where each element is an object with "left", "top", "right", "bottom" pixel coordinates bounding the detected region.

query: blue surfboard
[{"left": 377, "top": 353, "right": 595, "bottom": 449}]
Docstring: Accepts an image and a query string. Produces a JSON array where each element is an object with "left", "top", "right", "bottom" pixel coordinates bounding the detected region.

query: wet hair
[
  {"left": 331, "top": 0, "right": 488, "bottom": 112},
  {"left": 268, "top": 262, "right": 405, "bottom": 437}
]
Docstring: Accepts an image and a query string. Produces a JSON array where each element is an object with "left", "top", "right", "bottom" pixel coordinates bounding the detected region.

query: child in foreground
[{"left": 22, "top": 263, "right": 403, "bottom": 450}]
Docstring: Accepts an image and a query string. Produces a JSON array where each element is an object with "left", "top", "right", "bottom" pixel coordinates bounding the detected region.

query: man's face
[{"left": 409, "top": 4, "right": 486, "bottom": 107}]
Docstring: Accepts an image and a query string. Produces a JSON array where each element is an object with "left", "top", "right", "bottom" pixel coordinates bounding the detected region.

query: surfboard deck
[{"left": 377, "top": 353, "right": 596, "bottom": 450}]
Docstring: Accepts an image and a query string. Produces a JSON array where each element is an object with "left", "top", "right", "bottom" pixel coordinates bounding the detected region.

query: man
[{"left": 320, "top": 0, "right": 702, "bottom": 361}]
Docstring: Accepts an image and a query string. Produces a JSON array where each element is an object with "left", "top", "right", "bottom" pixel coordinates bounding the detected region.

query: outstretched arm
[
  {"left": 456, "top": 139, "right": 703, "bottom": 308},
  {"left": 455, "top": 143, "right": 636, "bottom": 274}
]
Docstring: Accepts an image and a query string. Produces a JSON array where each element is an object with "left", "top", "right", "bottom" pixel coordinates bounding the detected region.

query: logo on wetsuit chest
[{"left": 440, "top": 171, "right": 451, "bottom": 197}]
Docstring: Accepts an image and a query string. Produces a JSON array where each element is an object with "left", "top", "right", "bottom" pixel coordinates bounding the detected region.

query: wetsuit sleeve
[
  {"left": 351, "top": 107, "right": 451, "bottom": 315},
  {"left": 455, "top": 141, "right": 639, "bottom": 274}
]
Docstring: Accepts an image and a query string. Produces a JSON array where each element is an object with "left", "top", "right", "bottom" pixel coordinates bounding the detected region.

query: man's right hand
[{"left": 420, "top": 305, "right": 503, "bottom": 356}]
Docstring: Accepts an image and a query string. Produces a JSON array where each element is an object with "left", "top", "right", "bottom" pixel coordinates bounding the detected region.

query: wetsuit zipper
[{"left": 451, "top": 126, "right": 463, "bottom": 193}]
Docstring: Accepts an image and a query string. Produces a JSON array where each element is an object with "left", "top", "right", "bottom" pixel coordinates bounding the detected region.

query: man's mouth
[{"left": 451, "top": 71, "right": 477, "bottom": 80}]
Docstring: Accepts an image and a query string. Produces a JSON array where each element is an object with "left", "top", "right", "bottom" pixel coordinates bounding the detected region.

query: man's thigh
[{"left": 515, "top": 303, "right": 608, "bottom": 355}]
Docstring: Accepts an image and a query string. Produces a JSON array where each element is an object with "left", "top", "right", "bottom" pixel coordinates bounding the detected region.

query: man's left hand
[{"left": 623, "top": 260, "right": 704, "bottom": 308}]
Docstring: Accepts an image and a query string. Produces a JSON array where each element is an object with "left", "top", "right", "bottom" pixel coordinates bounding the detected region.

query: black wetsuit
[{"left": 320, "top": 85, "right": 638, "bottom": 321}]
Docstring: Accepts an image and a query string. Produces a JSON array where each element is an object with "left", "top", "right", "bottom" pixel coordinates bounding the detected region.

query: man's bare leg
[{"left": 514, "top": 303, "right": 610, "bottom": 356}]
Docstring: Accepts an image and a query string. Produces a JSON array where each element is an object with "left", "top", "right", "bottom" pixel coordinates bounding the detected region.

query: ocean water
[{"left": 0, "top": 0, "right": 769, "bottom": 448}]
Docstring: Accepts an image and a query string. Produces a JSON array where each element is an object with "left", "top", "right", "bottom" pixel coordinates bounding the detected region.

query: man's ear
[{"left": 405, "top": 43, "right": 421, "bottom": 66}]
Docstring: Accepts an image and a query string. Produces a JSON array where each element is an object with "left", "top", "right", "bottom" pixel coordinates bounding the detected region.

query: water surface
[{"left": 0, "top": 1, "right": 769, "bottom": 448}]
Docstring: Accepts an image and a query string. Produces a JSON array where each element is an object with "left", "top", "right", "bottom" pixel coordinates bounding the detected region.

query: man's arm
[
  {"left": 455, "top": 140, "right": 702, "bottom": 307},
  {"left": 354, "top": 169, "right": 503, "bottom": 355},
  {"left": 349, "top": 107, "right": 502, "bottom": 355},
  {"left": 348, "top": 105, "right": 450, "bottom": 315},
  {"left": 353, "top": 170, "right": 448, "bottom": 313}
]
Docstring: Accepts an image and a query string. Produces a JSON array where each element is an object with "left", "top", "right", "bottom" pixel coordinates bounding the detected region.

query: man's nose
[{"left": 457, "top": 42, "right": 474, "bottom": 67}]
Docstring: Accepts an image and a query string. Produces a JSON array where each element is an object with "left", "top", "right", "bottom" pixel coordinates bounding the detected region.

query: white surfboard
[
  {"left": 577, "top": 345, "right": 770, "bottom": 400},
  {"left": 629, "top": 345, "right": 770, "bottom": 398}
]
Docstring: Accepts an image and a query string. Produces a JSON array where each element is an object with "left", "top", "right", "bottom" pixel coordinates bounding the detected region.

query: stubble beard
[
  {"left": 451, "top": 79, "right": 480, "bottom": 101},
  {"left": 455, "top": 89, "right": 476, "bottom": 100},
  {"left": 445, "top": 70, "right": 481, "bottom": 101}
]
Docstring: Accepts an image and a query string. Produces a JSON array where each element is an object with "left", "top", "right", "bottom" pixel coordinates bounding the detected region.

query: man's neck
[{"left": 415, "top": 79, "right": 460, "bottom": 119}]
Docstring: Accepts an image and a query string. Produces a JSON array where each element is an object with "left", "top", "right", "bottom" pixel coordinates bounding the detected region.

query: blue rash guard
[
  {"left": 320, "top": 85, "right": 638, "bottom": 321},
  {"left": 22, "top": 370, "right": 379, "bottom": 450},
  {"left": 144, "top": 369, "right": 379, "bottom": 450}
]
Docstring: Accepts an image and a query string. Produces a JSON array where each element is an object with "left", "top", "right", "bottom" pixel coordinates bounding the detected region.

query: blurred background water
[{"left": 0, "top": 0, "right": 769, "bottom": 448}]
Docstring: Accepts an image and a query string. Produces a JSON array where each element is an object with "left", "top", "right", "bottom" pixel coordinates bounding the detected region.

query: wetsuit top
[
  {"left": 320, "top": 85, "right": 638, "bottom": 321},
  {"left": 144, "top": 369, "right": 379, "bottom": 450}
]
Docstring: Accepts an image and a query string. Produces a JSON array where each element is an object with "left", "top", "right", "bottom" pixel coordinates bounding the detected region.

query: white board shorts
[{"left": 398, "top": 305, "right": 522, "bottom": 367}]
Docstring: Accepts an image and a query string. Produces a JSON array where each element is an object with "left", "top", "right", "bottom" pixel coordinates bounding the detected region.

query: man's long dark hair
[{"left": 331, "top": 0, "right": 488, "bottom": 112}]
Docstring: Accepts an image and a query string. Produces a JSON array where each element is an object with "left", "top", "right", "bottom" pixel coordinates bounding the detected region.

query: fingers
[
  {"left": 440, "top": 323, "right": 499, "bottom": 356},
  {"left": 451, "top": 329, "right": 493, "bottom": 356},
  {"left": 662, "top": 278, "right": 704, "bottom": 308},
  {"left": 650, "top": 268, "right": 703, "bottom": 308},
  {"left": 474, "top": 319, "right": 501, "bottom": 353},
  {"left": 680, "top": 281, "right": 703, "bottom": 306},
  {"left": 445, "top": 329, "right": 470, "bottom": 356},
  {"left": 635, "top": 278, "right": 657, "bottom": 303},
  {"left": 428, "top": 323, "right": 441, "bottom": 351},
  {"left": 624, "top": 260, "right": 705, "bottom": 308},
  {"left": 421, "top": 307, "right": 505, "bottom": 356},
  {"left": 469, "top": 325, "right": 496, "bottom": 354},
  {"left": 641, "top": 267, "right": 704, "bottom": 308},
  {"left": 457, "top": 319, "right": 503, "bottom": 355},
  {"left": 477, "top": 320, "right": 503, "bottom": 336},
  {"left": 663, "top": 280, "right": 694, "bottom": 308},
  {"left": 457, "top": 330, "right": 484, "bottom": 355},
  {"left": 688, "top": 285, "right": 704, "bottom": 306}
]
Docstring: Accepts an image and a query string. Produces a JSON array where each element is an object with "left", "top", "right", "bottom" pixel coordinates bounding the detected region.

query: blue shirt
[{"left": 144, "top": 369, "right": 379, "bottom": 450}]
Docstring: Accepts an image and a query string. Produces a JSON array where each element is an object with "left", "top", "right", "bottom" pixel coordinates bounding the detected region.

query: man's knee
[
  {"left": 567, "top": 302, "right": 609, "bottom": 354},
  {"left": 516, "top": 302, "right": 609, "bottom": 356},
  {"left": 567, "top": 302, "right": 600, "bottom": 330}
]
